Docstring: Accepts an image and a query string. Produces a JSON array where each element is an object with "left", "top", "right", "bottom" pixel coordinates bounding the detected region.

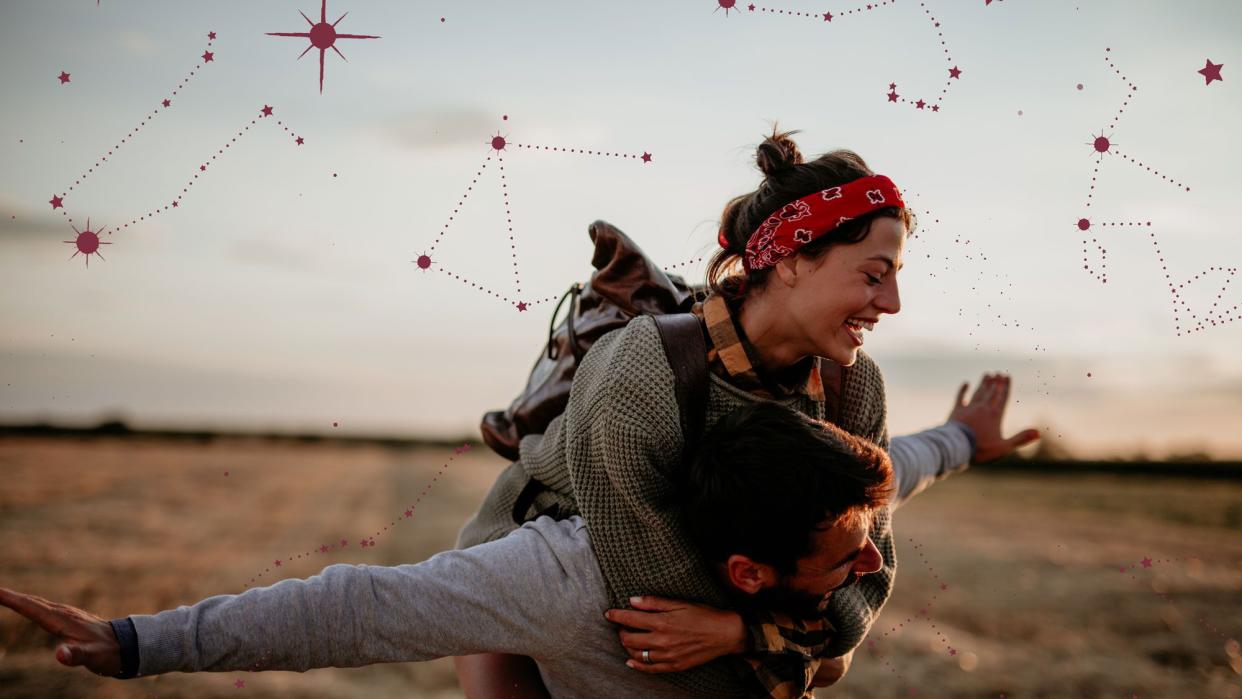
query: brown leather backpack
[{"left": 480, "top": 220, "right": 707, "bottom": 461}]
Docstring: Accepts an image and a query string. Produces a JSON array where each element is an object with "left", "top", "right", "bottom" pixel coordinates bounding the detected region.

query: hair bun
[{"left": 755, "top": 126, "right": 804, "bottom": 177}]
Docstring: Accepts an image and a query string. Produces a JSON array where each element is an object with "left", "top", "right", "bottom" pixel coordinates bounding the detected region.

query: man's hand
[
  {"left": 948, "top": 372, "right": 1040, "bottom": 464},
  {"left": 0, "top": 586, "right": 123, "bottom": 678},
  {"left": 605, "top": 596, "right": 746, "bottom": 673},
  {"left": 812, "top": 649, "right": 854, "bottom": 687}
]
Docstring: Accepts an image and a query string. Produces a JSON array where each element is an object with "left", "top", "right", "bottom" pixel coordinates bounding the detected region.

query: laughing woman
[{"left": 454, "top": 127, "right": 1040, "bottom": 698}]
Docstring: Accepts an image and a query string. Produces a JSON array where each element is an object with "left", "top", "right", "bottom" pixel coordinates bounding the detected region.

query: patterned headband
[{"left": 719, "top": 174, "right": 906, "bottom": 273}]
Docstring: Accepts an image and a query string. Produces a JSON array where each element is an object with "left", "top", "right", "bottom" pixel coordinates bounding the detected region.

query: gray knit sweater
[{"left": 458, "top": 315, "right": 893, "bottom": 695}]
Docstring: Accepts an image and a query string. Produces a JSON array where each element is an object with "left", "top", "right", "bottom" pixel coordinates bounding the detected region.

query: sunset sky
[{"left": 2, "top": 0, "right": 1240, "bottom": 458}]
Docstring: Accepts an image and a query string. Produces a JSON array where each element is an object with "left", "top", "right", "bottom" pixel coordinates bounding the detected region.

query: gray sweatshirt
[{"left": 114, "top": 421, "right": 973, "bottom": 698}]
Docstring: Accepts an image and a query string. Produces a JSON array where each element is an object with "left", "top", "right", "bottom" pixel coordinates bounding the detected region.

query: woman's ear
[
  {"left": 773, "top": 256, "right": 799, "bottom": 289},
  {"left": 724, "top": 554, "right": 778, "bottom": 595}
]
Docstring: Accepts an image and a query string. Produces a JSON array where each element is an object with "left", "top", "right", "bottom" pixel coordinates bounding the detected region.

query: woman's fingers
[
  {"left": 617, "top": 629, "right": 664, "bottom": 650},
  {"left": 605, "top": 608, "right": 663, "bottom": 632},
  {"left": 627, "top": 596, "right": 685, "bottom": 612}
]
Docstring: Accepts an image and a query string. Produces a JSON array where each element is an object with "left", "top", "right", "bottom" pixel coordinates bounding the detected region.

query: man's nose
[{"left": 853, "top": 537, "right": 884, "bottom": 575}]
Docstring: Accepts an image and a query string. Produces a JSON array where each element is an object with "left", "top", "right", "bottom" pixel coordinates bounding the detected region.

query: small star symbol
[
  {"left": 274, "top": 559, "right": 282, "bottom": 567},
  {"left": 49, "top": 194, "right": 64, "bottom": 209},
  {"left": 748, "top": 3, "right": 755, "bottom": 9},
  {"left": 319, "top": 544, "right": 330, "bottom": 553},
  {"left": 915, "top": 99, "right": 926, "bottom": 109},
  {"left": 1119, "top": 566, "right": 1127, "bottom": 573},
  {"left": 949, "top": 648, "right": 957, "bottom": 656},
  {"left": 171, "top": 200, "right": 179, "bottom": 208},
  {"left": 340, "top": 539, "right": 348, "bottom": 547},
  {"left": 295, "top": 136, "right": 304, "bottom": 145},
  {"left": 1198, "top": 59, "right": 1223, "bottom": 85},
  {"left": 931, "top": 105, "right": 940, "bottom": 112},
  {"left": 208, "top": 31, "right": 217, "bottom": 40},
  {"left": 261, "top": 105, "right": 273, "bottom": 117},
  {"left": 202, "top": 51, "right": 214, "bottom": 62},
  {"left": 822, "top": 11, "right": 833, "bottom": 21},
  {"left": 404, "top": 509, "right": 413, "bottom": 518},
  {"left": 57, "top": 71, "right": 71, "bottom": 84},
  {"left": 359, "top": 539, "right": 368, "bottom": 547},
  {"left": 889, "top": 82, "right": 897, "bottom": 90},
  {"left": 949, "top": 66, "right": 962, "bottom": 79},
  {"left": 162, "top": 98, "right": 171, "bottom": 107},
  {"left": 224, "top": 471, "right": 229, "bottom": 476},
  {"left": 200, "top": 164, "right": 207, "bottom": 171},
  {"left": 1141, "top": 556, "right": 1152, "bottom": 568},
  {"left": 887, "top": 91, "right": 899, "bottom": 102},
  {"left": 641, "top": 152, "right": 652, "bottom": 163},
  {"left": 234, "top": 678, "right": 245, "bottom": 689},
  {"left": 516, "top": 301, "right": 528, "bottom": 312},
  {"left": 940, "top": 583, "right": 948, "bottom": 591}
]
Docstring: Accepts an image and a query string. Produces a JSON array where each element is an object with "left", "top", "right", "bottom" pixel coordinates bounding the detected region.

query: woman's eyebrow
[{"left": 865, "top": 255, "right": 903, "bottom": 272}]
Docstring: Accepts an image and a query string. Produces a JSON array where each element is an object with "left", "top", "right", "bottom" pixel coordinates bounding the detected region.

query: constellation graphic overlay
[
  {"left": 413, "top": 119, "right": 652, "bottom": 312},
  {"left": 266, "top": 0, "right": 380, "bottom": 94}
]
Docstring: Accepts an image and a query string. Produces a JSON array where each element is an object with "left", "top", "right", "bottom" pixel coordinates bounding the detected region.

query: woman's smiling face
[{"left": 781, "top": 217, "right": 906, "bottom": 366}]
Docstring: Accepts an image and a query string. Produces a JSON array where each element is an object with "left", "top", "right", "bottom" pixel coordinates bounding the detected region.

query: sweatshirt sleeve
[
  {"left": 888, "top": 421, "right": 975, "bottom": 509},
  {"left": 124, "top": 520, "right": 595, "bottom": 677}
]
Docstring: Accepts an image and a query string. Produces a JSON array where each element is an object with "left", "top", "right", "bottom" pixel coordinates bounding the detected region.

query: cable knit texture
[{"left": 457, "top": 314, "right": 893, "bottom": 695}]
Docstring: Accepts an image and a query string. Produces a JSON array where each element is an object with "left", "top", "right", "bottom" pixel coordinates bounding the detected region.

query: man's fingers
[
  {"left": 0, "top": 587, "right": 69, "bottom": 637},
  {"left": 56, "top": 643, "right": 85, "bottom": 667}
]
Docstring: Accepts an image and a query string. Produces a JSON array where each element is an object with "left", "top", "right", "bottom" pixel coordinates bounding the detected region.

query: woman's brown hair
[{"left": 707, "top": 126, "right": 917, "bottom": 301}]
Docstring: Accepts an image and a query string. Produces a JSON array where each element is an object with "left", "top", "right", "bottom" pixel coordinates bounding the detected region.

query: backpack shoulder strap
[{"left": 651, "top": 313, "right": 709, "bottom": 458}]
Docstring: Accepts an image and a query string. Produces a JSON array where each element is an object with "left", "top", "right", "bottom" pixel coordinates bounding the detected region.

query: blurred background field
[{"left": 0, "top": 433, "right": 1239, "bottom": 699}]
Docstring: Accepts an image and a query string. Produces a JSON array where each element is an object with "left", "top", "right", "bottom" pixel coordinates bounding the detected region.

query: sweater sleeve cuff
[
  {"left": 108, "top": 618, "right": 141, "bottom": 679},
  {"left": 947, "top": 420, "right": 976, "bottom": 463}
]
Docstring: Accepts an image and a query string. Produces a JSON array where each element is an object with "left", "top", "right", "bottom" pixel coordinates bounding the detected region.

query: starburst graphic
[
  {"left": 63, "top": 218, "right": 112, "bottom": 267},
  {"left": 266, "top": 0, "right": 380, "bottom": 94}
]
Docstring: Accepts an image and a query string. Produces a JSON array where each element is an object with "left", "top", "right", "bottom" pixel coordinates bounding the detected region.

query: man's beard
[{"left": 747, "top": 573, "right": 862, "bottom": 618}]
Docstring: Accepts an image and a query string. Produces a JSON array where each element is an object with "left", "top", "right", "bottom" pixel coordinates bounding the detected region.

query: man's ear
[{"left": 724, "top": 554, "right": 779, "bottom": 595}]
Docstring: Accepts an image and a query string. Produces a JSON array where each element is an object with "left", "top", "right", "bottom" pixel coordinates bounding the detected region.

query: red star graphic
[
  {"left": 200, "top": 164, "right": 207, "bottom": 171},
  {"left": 887, "top": 91, "right": 899, "bottom": 102},
  {"left": 915, "top": 99, "right": 926, "bottom": 109},
  {"left": 340, "top": 538, "right": 348, "bottom": 546},
  {"left": 822, "top": 12, "right": 833, "bottom": 21},
  {"left": 949, "top": 66, "right": 962, "bottom": 79},
  {"left": 208, "top": 31, "right": 217, "bottom": 40},
  {"left": 748, "top": 3, "right": 755, "bottom": 9},
  {"left": 1198, "top": 59, "right": 1223, "bottom": 85},
  {"left": 641, "top": 152, "right": 652, "bottom": 163},
  {"left": 516, "top": 301, "right": 528, "bottom": 311},
  {"left": 261, "top": 104, "right": 274, "bottom": 117},
  {"left": 57, "top": 71, "right": 71, "bottom": 84},
  {"left": 319, "top": 544, "right": 330, "bottom": 553},
  {"left": 940, "top": 583, "right": 948, "bottom": 591},
  {"left": 359, "top": 539, "right": 368, "bottom": 547},
  {"left": 949, "top": 648, "right": 957, "bottom": 656},
  {"left": 274, "top": 559, "right": 282, "bottom": 567},
  {"left": 202, "top": 51, "right": 214, "bottom": 62},
  {"left": 295, "top": 136, "right": 305, "bottom": 145},
  {"left": 171, "top": 200, "right": 179, "bottom": 208},
  {"left": 49, "top": 194, "right": 64, "bottom": 209},
  {"left": 931, "top": 105, "right": 940, "bottom": 112},
  {"left": 267, "top": 0, "right": 382, "bottom": 94},
  {"left": 404, "top": 509, "right": 413, "bottom": 517},
  {"left": 234, "top": 678, "right": 245, "bottom": 689},
  {"left": 1141, "top": 556, "right": 1152, "bottom": 568},
  {"left": 889, "top": 82, "right": 897, "bottom": 90},
  {"left": 162, "top": 98, "right": 171, "bottom": 107}
]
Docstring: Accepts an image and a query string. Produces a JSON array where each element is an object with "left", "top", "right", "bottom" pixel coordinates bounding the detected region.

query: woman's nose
[{"left": 876, "top": 278, "right": 901, "bottom": 315}]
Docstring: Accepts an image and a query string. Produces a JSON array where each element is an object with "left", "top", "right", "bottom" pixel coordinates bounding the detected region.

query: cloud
[
  {"left": 380, "top": 107, "right": 500, "bottom": 150},
  {"left": 0, "top": 196, "right": 68, "bottom": 239},
  {"left": 116, "top": 31, "right": 159, "bottom": 58}
]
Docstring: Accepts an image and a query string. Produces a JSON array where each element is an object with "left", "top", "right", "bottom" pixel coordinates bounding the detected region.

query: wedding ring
[{"left": 642, "top": 649, "right": 652, "bottom": 664}]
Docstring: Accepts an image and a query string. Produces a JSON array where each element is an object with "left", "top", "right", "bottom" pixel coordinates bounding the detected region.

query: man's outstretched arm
[{"left": 2, "top": 518, "right": 592, "bottom": 679}]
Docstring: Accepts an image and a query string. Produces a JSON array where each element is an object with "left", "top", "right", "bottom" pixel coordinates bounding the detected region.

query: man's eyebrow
[
  {"left": 819, "top": 539, "right": 868, "bottom": 570},
  {"left": 865, "top": 255, "right": 903, "bottom": 272}
]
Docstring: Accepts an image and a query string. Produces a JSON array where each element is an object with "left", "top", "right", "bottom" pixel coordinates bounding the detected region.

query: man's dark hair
[{"left": 683, "top": 402, "right": 894, "bottom": 576}]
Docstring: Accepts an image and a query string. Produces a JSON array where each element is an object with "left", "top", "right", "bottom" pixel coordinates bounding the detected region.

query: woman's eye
[{"left": 865, "top": 274, "right": 882, "bottom": 285}]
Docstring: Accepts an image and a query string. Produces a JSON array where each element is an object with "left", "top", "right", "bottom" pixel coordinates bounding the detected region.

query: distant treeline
[{"left": 2, "top": 419, "right": 1239, "bottom": 480}]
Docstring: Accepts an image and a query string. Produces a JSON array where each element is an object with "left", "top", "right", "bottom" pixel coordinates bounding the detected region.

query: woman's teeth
[{"left": 843, "top": 318, "right": 873, "bottom": 346}]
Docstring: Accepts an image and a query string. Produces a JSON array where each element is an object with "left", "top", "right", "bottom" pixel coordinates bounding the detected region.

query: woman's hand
[
  {"left": 812, "top": 649, "right": 854, "bottom": 687},
  {"left": 947, "top": 372, "right": 1040, "bottom": 464},
  {"left": 0, "top": 586, "right": 122, "bottom": 677},
  {"left": 605, "top": 596, "right": 746, "bottom": 673}
]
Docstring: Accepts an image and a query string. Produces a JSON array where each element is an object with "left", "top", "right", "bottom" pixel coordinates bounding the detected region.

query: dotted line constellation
[
  {"left": 886, "top": 3, "right": 961, "bottom": 114},
  {"left": 1118, "top": 555, "right": 1235, "bottom": 650},
  {"left": 238, "top": 444, "right": 470, "bottom": 589},
  {"left": 48, "top": 32, "right": 308, "bottom": 267},
  {"left": 412, "top": 115, "right": 652, "bottom": 313},
  {"left": 1076, "top": 48, "right": 1237, "bottom": 336}
]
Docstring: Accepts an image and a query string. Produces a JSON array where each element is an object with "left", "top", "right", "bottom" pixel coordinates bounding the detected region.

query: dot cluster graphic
[
  {"left": 48, "top": 31, "right": 307, "bottom": 266},
  {"left": 412, "top": 115, "right": 653, "bottom": 312}
]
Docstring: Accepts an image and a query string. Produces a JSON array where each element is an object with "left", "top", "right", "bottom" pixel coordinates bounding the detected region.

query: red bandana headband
[{"left": 719, "top": 174, "right": 906, "bottom": 273}]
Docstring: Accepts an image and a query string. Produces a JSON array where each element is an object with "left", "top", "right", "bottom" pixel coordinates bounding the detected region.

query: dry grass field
[{"left": 0, "top": 436, "right": 1239, "bottom": 698}]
